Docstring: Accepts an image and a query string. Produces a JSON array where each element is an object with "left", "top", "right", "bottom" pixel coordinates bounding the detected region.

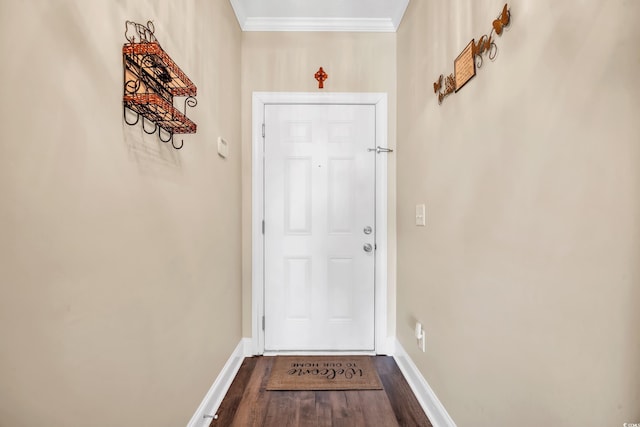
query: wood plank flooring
[{"left": 211, "top": 356, "right": 432, "bottom": 427}]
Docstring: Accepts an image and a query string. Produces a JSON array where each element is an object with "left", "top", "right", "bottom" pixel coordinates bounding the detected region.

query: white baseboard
[
  {"left": 385, "top": 336, "right": 397, "bottom": 355},
  {"left": 392, "top": 338, "right": 457, "bottom": 427},
  {"left": 186, "top": 338, "right": 252, "bottom": 427},
  {"left": 242, "top": 337, "right": 253, "bottom": 356}
]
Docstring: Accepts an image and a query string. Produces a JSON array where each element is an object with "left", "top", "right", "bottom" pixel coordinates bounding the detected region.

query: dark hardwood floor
[{"left": 211, "top": 356, "right": 432, "bottom": 427}]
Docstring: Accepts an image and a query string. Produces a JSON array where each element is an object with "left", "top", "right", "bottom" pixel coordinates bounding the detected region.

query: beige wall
[
  {"left": 397, "top": 1, "right": 640, "bottom": 426},
  {"left": 4, "top": 1, "right": 637, "bottom": 425},
  {"left": 0, "top": 1, "right": 242, "bottom": 427},
  {"left": 240, "top": 32, "right": 398, "bottom": 339}
]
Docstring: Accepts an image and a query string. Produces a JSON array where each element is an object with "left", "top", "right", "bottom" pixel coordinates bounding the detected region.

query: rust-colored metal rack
[{"left": 122, "top": 21, "right": 197, "bottom": 149}]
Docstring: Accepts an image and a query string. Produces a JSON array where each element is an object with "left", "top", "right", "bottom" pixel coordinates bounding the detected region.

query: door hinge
[
  {"left": 262, "top": 220, "right": 265, "bottom": 235},
  {"left": 262, "top": 123, "right": 265, "bottom": 138},
  {"left": 262, "top": 315, "right": 265, "bottom": 331}
]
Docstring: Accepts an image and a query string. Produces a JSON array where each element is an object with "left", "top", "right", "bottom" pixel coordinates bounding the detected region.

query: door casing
[{"left": 251, "top": 92, "right": 389, "bottom": 355}]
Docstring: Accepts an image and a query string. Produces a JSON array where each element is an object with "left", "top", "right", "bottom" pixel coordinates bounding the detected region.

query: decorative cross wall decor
[{"left": 314, "top": 67, "right": 328, "bottom": 89}]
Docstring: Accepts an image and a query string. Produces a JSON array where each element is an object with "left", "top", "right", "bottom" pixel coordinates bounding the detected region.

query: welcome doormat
[{"left": 265, "top": 356, "right": 383, "bottom": 391}]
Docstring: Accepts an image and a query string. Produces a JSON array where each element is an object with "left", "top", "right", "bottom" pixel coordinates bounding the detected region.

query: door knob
[{"left": 363, "top": 243, "right": 373, "bottom": 253}]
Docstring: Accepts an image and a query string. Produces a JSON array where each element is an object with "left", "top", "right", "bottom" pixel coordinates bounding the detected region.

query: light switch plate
[
  {"left": 415, "top": 204, "right": 426, "bottom": 226},
  {"left": 217, "top": 137, "right": 228, "bottom": 158}
]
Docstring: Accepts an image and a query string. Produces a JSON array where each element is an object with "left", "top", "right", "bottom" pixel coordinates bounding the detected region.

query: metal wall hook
[
  {"left": 142, "top": 116, "right": 157, "bottom": 134},
  {"left": 158, "top": 127, "right": 183, "bottom": 149},
  {"left": 367, "top": 146, "right": 394, "bottom": 154},
  {"left": 172, "top": 138, "right": 184, "bottom": 150},
  {"left": 123, "top": 107, "right": 140, "bottom": 126},
  {"left": 158, "top": 127, "right": 172, "bottom": 143}
]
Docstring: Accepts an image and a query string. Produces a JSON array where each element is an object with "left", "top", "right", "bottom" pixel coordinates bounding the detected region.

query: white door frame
[{"left": 251, "top": 92, "right": 389, "bottom": 355}]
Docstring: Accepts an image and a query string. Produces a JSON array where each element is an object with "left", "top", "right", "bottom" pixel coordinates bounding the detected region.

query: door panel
[
  {"left": 284, "top": 158, "right": 312, "bottom": 233},
  {"left": 327, "top": 158, "right": 354, "bottom": 233},
  {"left": 264, "top": 104, "right": 376, "bottom": 351}
]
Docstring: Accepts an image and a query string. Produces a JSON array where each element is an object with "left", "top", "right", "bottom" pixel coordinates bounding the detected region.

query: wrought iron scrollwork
[
  {"left": 472, "top": 35, "right": 498, "bottom": 69},
  {"left": 472, "top": 4, "right": 509, "bottom": 68},
  {"left": 184, "top": 96, "right": 197, "bottom": 115},
  {"left": 125, "top": 20, "right": 157, "bottom": 44}
]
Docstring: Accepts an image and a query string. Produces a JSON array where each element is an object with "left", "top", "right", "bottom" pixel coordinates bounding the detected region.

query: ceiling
[{"left": 229, "top": 0, "right": 410, "bottom": 32}]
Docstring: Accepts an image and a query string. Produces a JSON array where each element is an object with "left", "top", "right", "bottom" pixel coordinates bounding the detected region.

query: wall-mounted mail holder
[{"left": 122, "top": 21, "right": 197, "bottom": 150}]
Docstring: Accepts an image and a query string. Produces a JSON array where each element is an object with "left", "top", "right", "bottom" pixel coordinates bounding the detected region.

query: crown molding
[
  {"left": 391, "top": 0, "right": 410, "bottom": 30},
  {"left": 243, "top": 17, "right": 396, "bottom": 32},
  {"left": 229, "top": 0, "right": 409, "bottom": 33},
  {"left": 229, "top": 0, "right": 247, "bottom": 29}
]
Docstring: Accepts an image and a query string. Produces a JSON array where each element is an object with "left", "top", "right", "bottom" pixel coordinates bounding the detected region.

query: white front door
[{"left": 263, "top": 104, "right": 376, "bottom": 351}]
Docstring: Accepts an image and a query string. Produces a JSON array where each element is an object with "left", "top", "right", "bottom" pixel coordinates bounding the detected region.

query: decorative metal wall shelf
[{"left": 123, "top": 21, "right": 197, "bottom": 149}]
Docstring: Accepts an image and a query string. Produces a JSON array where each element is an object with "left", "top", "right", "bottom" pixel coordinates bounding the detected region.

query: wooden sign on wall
[
  {"left": 454, "top": 40, "right": 476, "bottom": 92},
  {"left": 434, "top": 3, "right": 511, "bottom": 105}
]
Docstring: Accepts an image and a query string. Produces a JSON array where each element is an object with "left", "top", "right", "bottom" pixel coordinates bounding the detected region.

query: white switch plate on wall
[
  {"left": 217, "top": 137, "right": 228, "bottom": 158},
  {"left": 415, "top": 322, "right": 426, "bottom": 352},
  {"left": 415, "top": 204, "right": 426, "bottom": 226}
]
